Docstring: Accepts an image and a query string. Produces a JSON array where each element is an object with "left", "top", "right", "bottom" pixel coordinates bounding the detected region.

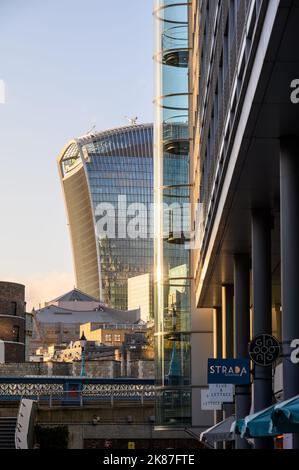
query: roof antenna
[
  {"left": 125, "top": 116, "right": 138, "bottom": 125},
  {"left": 86, "top": 125, "right": 97, "bottom": 135}
]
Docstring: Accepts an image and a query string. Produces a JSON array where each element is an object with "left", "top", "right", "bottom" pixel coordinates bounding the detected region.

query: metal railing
[
  {"left": 0, "top": 377, "right": 155, "bottom": 406},
  {"left": 36, "top": 389, "right": 155, "bottom": 407}
]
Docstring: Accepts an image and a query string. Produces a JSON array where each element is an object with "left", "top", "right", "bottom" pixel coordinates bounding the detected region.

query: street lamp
[{"left": 80, "top": 332, "right": 87, "bottom": 377}]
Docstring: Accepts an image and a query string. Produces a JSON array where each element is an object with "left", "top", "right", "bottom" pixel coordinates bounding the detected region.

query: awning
[
  {"left": 234, "top": 405, "right": 276, "bottom": 438},
  {"left": 199, "top": 416, "right": 236, "bottom": 445},
  {"left": 233, "top": 394, "right": 299, "bottom": 438},
  {"left": 270, "top": 395, "right": 299, "bottom": 434}
]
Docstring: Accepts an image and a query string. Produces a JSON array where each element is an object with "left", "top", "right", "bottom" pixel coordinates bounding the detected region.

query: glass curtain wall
[
  {"left": 82, "top": 126, "right": 153, "bottom": 311},
  {"left": 59, "top": 125, "right": 153, "bottom": 311},
  {"left": 154, "top": 0, "right": 191, "bottom": 428}
]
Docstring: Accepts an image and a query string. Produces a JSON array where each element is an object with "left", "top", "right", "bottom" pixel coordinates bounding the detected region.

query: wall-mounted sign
[
  {"left": 249, "top": 334, "right": 280, "bottom": 366},
  {"left": 208, "top": 358, "right": 251, "bottom": 385},
  {"left": 201, "top": 389, "right": 222, "bottom": 410},
  {"left": 208, "top": 384, "right": 234, "bottom": 403}
]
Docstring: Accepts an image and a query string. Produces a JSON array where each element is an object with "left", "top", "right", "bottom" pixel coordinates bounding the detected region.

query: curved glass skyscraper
[
  {"left": 57, "top": 124, "right": 153, "bottom": 311},
  {"left": 154, "top": 1, "right": 191, "bottom": 428}
]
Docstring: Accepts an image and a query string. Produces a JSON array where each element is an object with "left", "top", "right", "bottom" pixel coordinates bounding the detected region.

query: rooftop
[
  {"left": 76, "top": 122, "right": 152, "bottom": 146},
  {"left": 49, "top": 288, "right": 100, "bottom": 303},
  {"left": 35, "top": 304, "right": 140, "bottom": 325}
]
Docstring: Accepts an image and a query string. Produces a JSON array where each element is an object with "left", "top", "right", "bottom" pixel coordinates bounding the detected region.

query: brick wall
[
  {"left": 0, "top": 359, "right": 153, "bottom": 378},
  {"left": 0, "top": 281, "right": 25, "bottom": 362},
  {"left": 138, "top": 361, "right": 155, "bottom": 379},
  {"left": 71, "top": 360, "right": 121, "bottom": 378},
  {"left": 0, "top": 281, "right": 25, "bottom": 303}
]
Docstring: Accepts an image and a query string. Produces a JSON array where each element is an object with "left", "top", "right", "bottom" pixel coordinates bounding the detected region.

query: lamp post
[{"left": 80, "top": 332, "right": 87, "bottom": 377}]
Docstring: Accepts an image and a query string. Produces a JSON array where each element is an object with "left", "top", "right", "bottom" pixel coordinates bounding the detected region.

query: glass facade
[
  {"left": 58, "top": 124, "right": 153, "bottom": 311},
  {"left": 154, "top": 1, "right": 192, "bottom": 428}
]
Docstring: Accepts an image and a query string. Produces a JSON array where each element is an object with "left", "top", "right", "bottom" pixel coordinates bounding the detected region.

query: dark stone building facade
[{"left": 0, "top": 282, "right": 25, "bottom": 362}]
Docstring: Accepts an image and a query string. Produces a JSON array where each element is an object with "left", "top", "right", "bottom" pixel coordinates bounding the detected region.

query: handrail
[
  {"left": 0, "top": 389, "right": 156, "bottom": 410},
  {"left": 0, "top": 379, "right": 156, "bottom": 405},
  {"left": 41, "top": 389, "right": 154, "bottom": 407}
]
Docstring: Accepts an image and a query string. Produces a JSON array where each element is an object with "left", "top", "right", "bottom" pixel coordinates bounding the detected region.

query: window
[
  {"left": 223, "top": 20, "right": 229, "bottom": 80},
  {"left": 114, "top": 334, "right": 121, "bottom": 342},
  {"left": 0, "top": 301, "right": 17, "bottom": 315},
  {"left": 229, "top": 0, "right": 236, "bottom": 42},
  {"left": 105, "top": 334, "right": 112, "bottom": 342},
  {"left": 218, "top": 56, "right": 223, "bottom": 117},
  {"left": 12, "top": 302, "right": 17, "bottom": 315},
  {"left": 12, "top": 325, "right": 20, "bottom": 342}
]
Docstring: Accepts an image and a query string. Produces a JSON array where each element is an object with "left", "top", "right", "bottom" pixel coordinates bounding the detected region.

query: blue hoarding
[{"left": 208, "top": 358, "right": 251, "bottom": 385}]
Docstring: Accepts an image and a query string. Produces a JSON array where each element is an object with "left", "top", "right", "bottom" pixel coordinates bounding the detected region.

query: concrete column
[
  {"left": 234, "top": 254, "right": 251, "bottom": 449},
  {"left": 274, "top": 304, "right": 282, "bottom": 342},
  {"left": 280, "top": 137, "right": 299, "bottom": 449},
  {"left": 251, "top": 209, "right": 273, "bottom": 449},
  {"left": 213, "top": 307, "right": 223, "bottom": 448},
  {"left": 222, "top": 285, "right": 234, "bottom": 359},
  {"left": 221, "top": 285, "right": 235, "bottom": 447},
  {"left": 109, "top": 361, "right": 115, "bottom": 379},
  {"left": 213, "top": 307, "right": 222, "bottom": 359},
  {"left": 234, "top": 255, "right": 251, "bottom": 357},
  {"left": 47, "top": 361, "right": 53, "bottom": 377},
  {"left": 120, "top": 346, "right": 127, "bottom": 377},
  {"left": 126, "top": 350, "right": 132, "bottom": 377}
]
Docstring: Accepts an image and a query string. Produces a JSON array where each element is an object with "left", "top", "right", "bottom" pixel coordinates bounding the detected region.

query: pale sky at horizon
[{"left": 0, "top": 0, "right": 153, "bottom": 309}]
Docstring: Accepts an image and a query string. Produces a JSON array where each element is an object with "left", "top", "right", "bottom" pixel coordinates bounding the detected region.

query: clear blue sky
[{"left": 0, "top": 0, "right": 153, "bottom": 307}]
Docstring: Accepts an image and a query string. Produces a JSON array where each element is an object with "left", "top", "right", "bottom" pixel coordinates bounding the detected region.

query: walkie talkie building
[{"left": 57, "top": 124, "right": 153, "bottom": 311}]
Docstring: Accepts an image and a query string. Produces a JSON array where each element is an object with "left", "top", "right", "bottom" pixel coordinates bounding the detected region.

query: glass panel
[
  {"left": 82, "top": 127, "right": 153, "bottom": 312},
  {"left": 154, "top": 0, "right": 191, "bottom": 428}
]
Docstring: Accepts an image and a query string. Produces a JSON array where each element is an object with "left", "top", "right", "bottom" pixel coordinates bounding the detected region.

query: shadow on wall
[{"left": 34, "top": 425, "right": 69, "bottom": 449}]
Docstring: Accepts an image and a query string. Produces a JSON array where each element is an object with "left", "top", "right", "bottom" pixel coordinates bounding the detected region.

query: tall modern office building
[
  {"left": 58, "top": 124, "right": 153, "bottom": 311},
  {"left": 188, "top": 0, "right": 299, "bottom": 450},
  {"left": 154, "top": 0, "right": 299, "bottom": 449}
]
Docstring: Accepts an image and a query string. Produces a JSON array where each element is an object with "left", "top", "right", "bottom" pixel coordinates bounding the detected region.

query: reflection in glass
[
  {"left": 154, "top": 1, "right": 191, "bottom": 428},
  {"left": 58, "top": 125, "right": 153, "bottom": 311}
]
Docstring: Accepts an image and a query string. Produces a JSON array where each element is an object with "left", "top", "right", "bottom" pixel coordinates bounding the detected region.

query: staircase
[{"left": 0, "top": 417, "right": 17, "bottom": 449}]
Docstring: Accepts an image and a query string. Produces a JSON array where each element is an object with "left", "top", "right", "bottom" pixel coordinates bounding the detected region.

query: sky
[{"left": 0, "top": 0, "right": 153, "bottom": 309}]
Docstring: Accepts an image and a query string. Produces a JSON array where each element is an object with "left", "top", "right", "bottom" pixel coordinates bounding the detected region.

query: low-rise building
[
  {"left": 52, "top": 341, "right": 117, "bottom": 362},
  {"left": 29, "top": 288, "right": 140, "bottom": 356},
  {"left": 80, "top": 321, "right": 147, "bottom": 347}
]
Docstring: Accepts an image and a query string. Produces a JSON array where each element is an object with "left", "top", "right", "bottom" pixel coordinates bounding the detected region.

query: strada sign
[{"left": 208, "top": 358, "right": 251, "bottom": 385}]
